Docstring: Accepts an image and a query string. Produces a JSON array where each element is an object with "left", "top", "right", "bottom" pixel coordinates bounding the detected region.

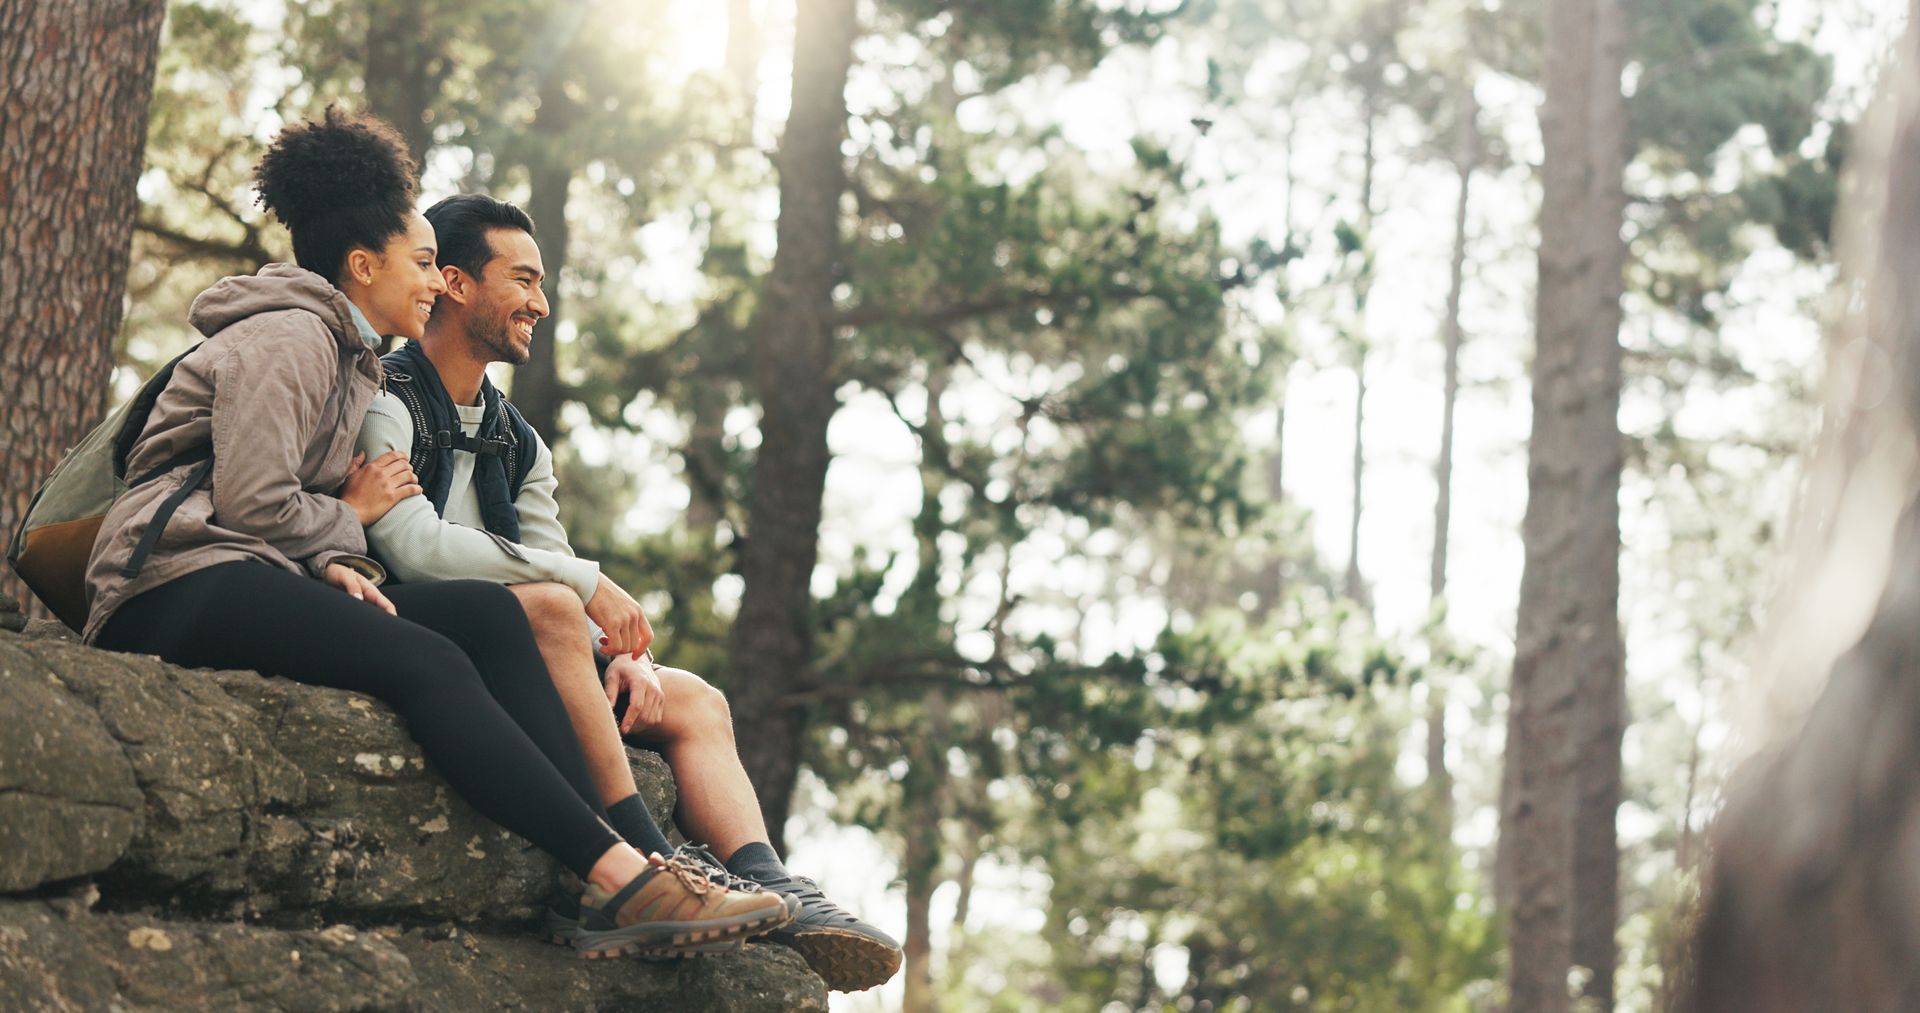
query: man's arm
[
  {"left": 513, "top": 433, "right": 582, "bottom": 559},
  {"left": 355, "top": 392, "right": 601, "bottom": 595},
  {"left": 512, "top": 428, "right": 654, "bottom": 655}
]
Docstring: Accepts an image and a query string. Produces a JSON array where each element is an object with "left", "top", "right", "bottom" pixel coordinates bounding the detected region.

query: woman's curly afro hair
[{"left": 254, "top": 105, "right": 419, "bottom": 285}]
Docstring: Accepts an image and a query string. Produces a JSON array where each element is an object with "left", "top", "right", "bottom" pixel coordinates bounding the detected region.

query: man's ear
[
  {"left": 345, "top": 247, "right": 378, "bottom": 287},
  {"left": 440, "top": 265, "right": 472, "bottom": 305}
]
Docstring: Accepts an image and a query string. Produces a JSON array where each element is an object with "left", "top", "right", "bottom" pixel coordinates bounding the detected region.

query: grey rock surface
[
  {"left": 0, "top": 627, "right": 829, "bottom": 1009},
  {"left": 0, "top": 899, "right": 827, "bottom": 1012},
  {"left": 391, "top": 929, "right": 827, "bottom": 1011},
  {"left": 0, "top": 628, "right": 677, "bottom": 920},
  {"left": 0, "top": 898, "right": 417, "bottom": 1012}
]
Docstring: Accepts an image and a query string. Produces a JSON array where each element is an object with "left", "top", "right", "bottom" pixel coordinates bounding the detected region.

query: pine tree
[{"left": 0, "top": 0, "right": 169, "bottom": 612}]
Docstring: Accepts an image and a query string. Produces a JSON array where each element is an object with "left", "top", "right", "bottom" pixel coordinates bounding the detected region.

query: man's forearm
[{"left": 367, "top": 495, "right": 599, "bottom": 599}]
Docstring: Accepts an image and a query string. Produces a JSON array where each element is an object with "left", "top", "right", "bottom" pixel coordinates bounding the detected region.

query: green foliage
[
  {"left": 1000, "top": 603, "right": 1496, "bottom": 1009},
  {"left": 120, "top": 0, "right": 1853, "bottom": 1006},
  {"left": 1626, "top": 0, "right": 1838, "bottom": 322}
]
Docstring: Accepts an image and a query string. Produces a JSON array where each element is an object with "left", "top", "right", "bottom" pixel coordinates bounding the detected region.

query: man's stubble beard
[{"left": 475, "top": 302, "right": 531, "bottom": 367}]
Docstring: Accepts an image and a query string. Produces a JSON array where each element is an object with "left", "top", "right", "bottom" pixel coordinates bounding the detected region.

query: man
[{"left": 354, "top": 193, "right": 900, "bottom": 992}]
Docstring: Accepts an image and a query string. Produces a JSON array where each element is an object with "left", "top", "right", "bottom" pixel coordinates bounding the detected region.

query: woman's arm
[{"left": 206, "top": 313, "right": 372, "bottom": 573}]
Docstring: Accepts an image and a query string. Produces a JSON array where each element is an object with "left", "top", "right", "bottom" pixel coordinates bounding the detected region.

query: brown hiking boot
[{"left": 572, "top": 853, "right": 793, "bottom": 960}]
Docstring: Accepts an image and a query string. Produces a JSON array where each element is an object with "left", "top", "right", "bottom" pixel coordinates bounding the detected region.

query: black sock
[
  {"left": 606, "top": 794, "right": 674, "bottom": 858},
  {"left": 725, "top": 841, "right": 791, "bottom": 884}
]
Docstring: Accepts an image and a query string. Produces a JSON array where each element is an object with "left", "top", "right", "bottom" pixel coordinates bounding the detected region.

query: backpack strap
[
  {"left": 500, "top": 399, "right": 538, "bottom": 500},
  {"left": 382, "top": 368, "right": 437, "bottom": 484},
  {"left": 118, "top": 448, "right": 213, "bottom": 579}
]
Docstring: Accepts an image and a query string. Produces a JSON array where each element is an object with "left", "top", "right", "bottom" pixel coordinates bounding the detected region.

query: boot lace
[
  {"left": 673, "top": 844, "right": 766, "bottom": 893},
  {"left": 653, "top": 852, "right": 716, "bottom": 896}
]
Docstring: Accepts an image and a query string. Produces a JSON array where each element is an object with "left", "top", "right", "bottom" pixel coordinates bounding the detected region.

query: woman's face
[{"left": 350, "top": 212, "right": 446, "bottom": 340}]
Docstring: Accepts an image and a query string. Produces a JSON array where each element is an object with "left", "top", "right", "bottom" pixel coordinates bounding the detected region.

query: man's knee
[
  {"left": 510, "top": 581, "right": 588, "bottom": 636},
  {"left": 661, "top": 667, "right": 733, "bottom": 735}
]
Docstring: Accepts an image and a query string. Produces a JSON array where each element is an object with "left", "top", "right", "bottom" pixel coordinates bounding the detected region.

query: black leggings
[{"left": 97, "top": 560, "right": 621, "bottom": 878}]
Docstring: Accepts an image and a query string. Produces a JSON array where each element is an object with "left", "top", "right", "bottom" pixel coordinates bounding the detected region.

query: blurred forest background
[{"left": 0, "top": 0, "right": 1903, "bottom": 1008}]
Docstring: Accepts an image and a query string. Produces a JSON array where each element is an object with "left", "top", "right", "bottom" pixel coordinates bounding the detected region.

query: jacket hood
[{"left": 188, "top": 263, "right": 362, "bottom": 350}]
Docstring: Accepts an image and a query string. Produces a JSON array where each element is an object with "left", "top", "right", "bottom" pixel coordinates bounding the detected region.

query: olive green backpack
[{"left": 7, "top": 348, "right": 206, "bottom": 630}]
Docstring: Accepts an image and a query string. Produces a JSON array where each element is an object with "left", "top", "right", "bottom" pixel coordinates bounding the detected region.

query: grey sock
[{"left": 724, "top": 841, "right": 790, "bottom": 884}]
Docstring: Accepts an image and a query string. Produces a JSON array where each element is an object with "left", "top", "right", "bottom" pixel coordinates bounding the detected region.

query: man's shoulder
[
  {"left": 365, "top": 389, "right": 414, "bottom": 424},
  {"left": 357, "top": 390, "right": 417, "bottom": 454}
]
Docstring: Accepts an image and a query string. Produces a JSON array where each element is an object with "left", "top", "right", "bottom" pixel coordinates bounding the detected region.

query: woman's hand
[
  {"left": 605, "top": 653, "right": 665, "bottom": 734},
  {"left": 586, "top": 573, "right": 654, "bottom": 659},
  {"left": 324, "top": 561, "right": 396, "bottom": 615},
  {"left": 340, "top": 450, "right": 421, "bottom": 526}
]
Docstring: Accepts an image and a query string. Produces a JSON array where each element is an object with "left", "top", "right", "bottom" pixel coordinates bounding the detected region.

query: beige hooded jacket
[{"left": 83, "top": 264, "right": 386, "bottom": 643}]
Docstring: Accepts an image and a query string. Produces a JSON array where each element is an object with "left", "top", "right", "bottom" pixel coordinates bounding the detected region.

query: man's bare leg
[
  {"left": 508, "top": 582, "right": 639, "bottom": 807},
  {"left": 626, "top": 666, "right": 770, "bottom": 859}
]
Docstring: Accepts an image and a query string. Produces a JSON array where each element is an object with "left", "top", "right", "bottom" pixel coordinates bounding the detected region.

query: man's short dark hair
[{"left": 423, "top": 194, "right": 536, "bottom": 279}]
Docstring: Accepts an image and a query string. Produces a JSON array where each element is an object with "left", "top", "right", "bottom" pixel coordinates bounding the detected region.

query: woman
[{"left": 84, "top": 106, "right": 788, "bottom": 958}]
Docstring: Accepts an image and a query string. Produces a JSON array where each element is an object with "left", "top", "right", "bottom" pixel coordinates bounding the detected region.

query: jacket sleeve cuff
[
  {"left": 306, "top": 551, "right": 389, "bottom": 585},
  {"left": 559, "top": 556, "right": 601, "bottom": 604}
]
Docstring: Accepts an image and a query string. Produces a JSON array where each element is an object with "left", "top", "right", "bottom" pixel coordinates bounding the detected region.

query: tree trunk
[
  {"left": 902, "top": 793, "right": 938, "bottom": 1013},
  {"left": 362, "top": 2, "right": 440, "bottom": 166},
  {"left": 725, "top": 0, "right": 760, "bottom": 122},
  {"left": 1345, "top": 349, "right": 1367, "bottom": 603},
  {"left": 902, "top": 689, "right": 947, "bottom": 1013},
  {"left": 1432, "top": 98, "right": 1476, "bottom": 605},
  {"left": 1426, "top": 692, "right": 1453, "bottom": 833},
  {"left": 1693, "top": 10, "right": 1920, "bottom": 1007},
  {"left": 1501, "top": 0, "right": 1628, "bottom": 1007},
  {"left": 726, "top": 0, "right": 858, "bottom": 852},
  {"left": 1427, "top": 89, "right": 1477, "bottom": 839},
  {"left": 1343, "top": 101, "right": 1377, "bottom": 608},
  {"left": 514, "top": 72, "right": 578, "bottom": 444},
  {"left": 0, "top": 0, "right": 168, "bottom": 614}
]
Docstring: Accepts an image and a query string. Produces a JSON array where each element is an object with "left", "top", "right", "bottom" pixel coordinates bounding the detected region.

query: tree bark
[
  {"left": 726, "top": 0, "right": 858, "bottom": 852},
  {"left": 725, "top": 0, "right": 761, "bottom": 122},
  {"left": 1501, "top": 0, "right": 1627, "bottom": 1007},
  {"left": 902, "top": 795, "right": 938, "bottom": 1013},
  {"left": 1427, "top": 88, "right": 1477, "bottom": 839},
  {"left": 0, "top": 0, "right": 168, "bottom": 614},
  {"left": 1345, "top": 347, "right": 1368, "bottom": 603},
  {"left": 1432, "top": 97, "right": 1476, "bottom": 605},
  {"left": 514, "top": 71, "right": 578, "bottom": 444},
  {"left": 1693, "top": 10, "right": 1920, "bottom": 1007},
  {"left": 1343, "top": 98, "right": 1377, "bottom": 608},
  {"left": 362, "top": 2, "right": 442, "bottom": 166}
]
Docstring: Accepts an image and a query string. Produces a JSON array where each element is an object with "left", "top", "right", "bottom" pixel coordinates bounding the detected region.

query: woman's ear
[{"left": 345, "top": 247, "right": 378, "bottom": 287}]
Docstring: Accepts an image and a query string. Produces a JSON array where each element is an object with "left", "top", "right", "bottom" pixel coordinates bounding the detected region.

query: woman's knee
[{"left": 373, "top": 631, "right": 485, "bottom": 709}]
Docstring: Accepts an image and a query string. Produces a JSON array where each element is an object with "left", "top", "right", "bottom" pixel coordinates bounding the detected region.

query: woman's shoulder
[{"left": 188, "top": 264, "right": 355, "bottom": 349}]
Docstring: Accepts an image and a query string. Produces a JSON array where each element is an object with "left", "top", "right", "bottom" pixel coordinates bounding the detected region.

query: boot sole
[
  {"left": 575, "top": 904, "right": 793, "bottom": 960},
  {"left": 778, "top": 927, "right": 904, "bottom": 992},
  {"left": 545, "top": 920, "right": 744, "bottom": 959}
]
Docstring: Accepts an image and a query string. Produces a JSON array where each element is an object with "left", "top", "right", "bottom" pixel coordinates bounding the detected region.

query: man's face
[{"left": 462, "top": 228, "right": 548, "bottom": 366}]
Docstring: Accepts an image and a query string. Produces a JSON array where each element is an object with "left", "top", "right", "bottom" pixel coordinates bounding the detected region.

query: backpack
[
  {"left": 381, "top": 363, "right": 538, "bottom": 512},
  {"left": 6, "top": 348, "right": 210, "bottom": 630}
]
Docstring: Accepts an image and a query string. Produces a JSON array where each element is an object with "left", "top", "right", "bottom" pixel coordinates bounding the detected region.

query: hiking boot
[
  {"left": 571, "top": 853, "right": 793, "bottom": 960},
  {"left": 541, "top": 875, "right": 745, "bottom": 957},
  {"left": 758, "top": 874, "right": 903, "bottom": 992},
  {"left": 671, "top": 845, "right": 805, "bottom": 920}
]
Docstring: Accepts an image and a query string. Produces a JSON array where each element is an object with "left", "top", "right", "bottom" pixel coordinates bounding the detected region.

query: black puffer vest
[{"left": 379, "top": 340, "right": 537, "bottom": 541}]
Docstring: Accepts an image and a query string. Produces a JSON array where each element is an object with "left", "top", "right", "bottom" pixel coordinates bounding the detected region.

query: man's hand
[
  {"left": 340, "top": 451, "right": 422, "bottom": 526},
  {"left": 586, "top": 573, "right": 654, "bottom": 658},
  {"left": 323, "top": 561, "right": 396, "bottom": 616},
  {"left": 605, "top": 654, "right": 665, "bottom": 734}
]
